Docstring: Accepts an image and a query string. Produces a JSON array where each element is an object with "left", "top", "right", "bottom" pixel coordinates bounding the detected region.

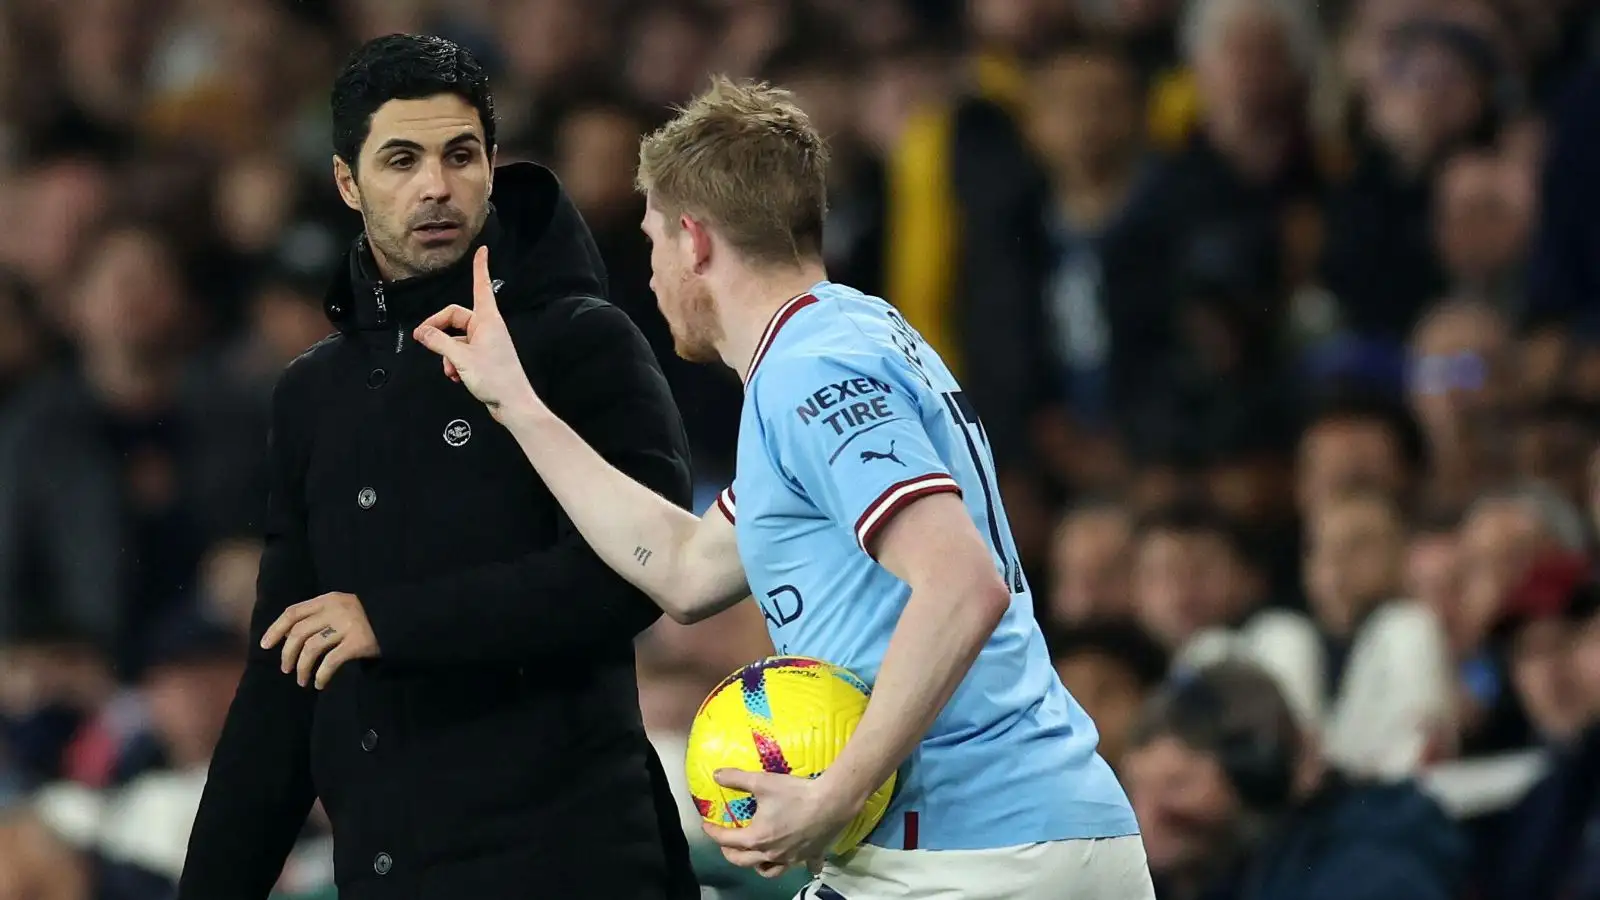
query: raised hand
[{"left": 414, "top": 246, "right": 542, "bottom": 421}]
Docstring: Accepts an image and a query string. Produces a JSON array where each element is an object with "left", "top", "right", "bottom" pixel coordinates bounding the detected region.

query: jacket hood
[{"left": 324, "top": 162, "right": 609, "bottom": 331}]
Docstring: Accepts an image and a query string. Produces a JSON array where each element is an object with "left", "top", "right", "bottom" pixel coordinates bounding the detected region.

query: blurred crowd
[{"left": 0, "top": 0, "right": 1598, "bottom": 898}]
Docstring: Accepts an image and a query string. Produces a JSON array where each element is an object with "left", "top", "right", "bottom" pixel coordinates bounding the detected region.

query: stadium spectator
[
  {"left": 1432, "top": 149, "right": 1536, "bottom": 315},
  {"left": 1145, "top": 0, "right": 1324, "bottom": 310},
  {"left": 1453, "top": 483, "right": 1591, "bottom": 754},
  {"left": 1478, "top": 577, "right": 1600, "bottom": 900},
  {"left": 1045, "top": 498, "right": 1137, "bottom": 625},
  {"left": 1303, "top": 489, "right": 1454, "bottom": 776},
  {"left": 1497, "top": 551, "right": 1594, "bottom": 745},
  {"left": 1294, "top": 394, "right": 1425, "bottom": 518},
  {"left": 1022, "top": 40, "right": 1162, "bottom": 492},
  {"left": 1124, "top": 661, "right": 1468, "bottom": 900},
  {"left": 1406, "top": 297, "right": 1516, "bottom": 508},
  {"left": 0, "top": 221, "right": 267, "bottom": 675},
  {"left": 1321, "top": 14, "right": 1505, "bottom": 343},
  {"left": 1048, "top": 619, "right": 1170, "bottom": 771},
  {"left": 1133, "top": 501, "right": 1267, "bottom": 651},
  {"left": 1511, "top": 397, "right": 1600, "bottom": 509}
]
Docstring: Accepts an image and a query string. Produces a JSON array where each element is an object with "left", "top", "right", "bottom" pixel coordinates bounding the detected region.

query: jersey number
[{"left": 941, "top": 391, "right": 1025, "bottom": 593}]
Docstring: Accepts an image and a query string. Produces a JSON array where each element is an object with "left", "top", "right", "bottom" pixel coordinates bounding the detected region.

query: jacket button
[
  {"left": 374, "top": 852, "right": 392, "bottom": 875},
  {"left": 361, "top": 729, "right": 378, "bottom": 752},
  {"left": 367, "top": 368, "right": 388, "bottom": 388},
  {"left": 357, "top": 487, "right": 377, "bottom": 509}
]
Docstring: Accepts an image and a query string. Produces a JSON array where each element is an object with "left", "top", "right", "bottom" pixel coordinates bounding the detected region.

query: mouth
[{"left": 413, "top": 221, "right": 463, "bottom": 243}]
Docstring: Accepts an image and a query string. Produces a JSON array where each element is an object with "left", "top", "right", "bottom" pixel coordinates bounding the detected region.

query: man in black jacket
[{"left": 177, "top": 35, "right": 699, "bottom": 900}]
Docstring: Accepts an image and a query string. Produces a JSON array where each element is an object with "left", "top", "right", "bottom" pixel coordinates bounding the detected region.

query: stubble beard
[
  {"left": 365, "top": 203, "right": 485, "bottom": 280},
  {"left": 671, "top": 277, "right": 723, "bottom": 364}
]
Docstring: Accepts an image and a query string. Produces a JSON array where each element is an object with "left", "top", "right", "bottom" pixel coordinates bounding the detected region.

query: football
[{"left": 685, "top": 655, "right": 897, "bottom": 856}]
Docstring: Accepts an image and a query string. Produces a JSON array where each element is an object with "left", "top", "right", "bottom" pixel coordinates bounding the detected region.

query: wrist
[
  {"left": 497, "top": 388, "right": 550, "bottom": 433},
  {"left": 815, "top": 765, "right": 875, "bottom": 817}
]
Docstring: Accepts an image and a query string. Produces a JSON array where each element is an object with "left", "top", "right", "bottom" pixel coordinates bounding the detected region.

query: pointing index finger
[{"left": 472, "top": 246, "right": 501, "bottom": 319}]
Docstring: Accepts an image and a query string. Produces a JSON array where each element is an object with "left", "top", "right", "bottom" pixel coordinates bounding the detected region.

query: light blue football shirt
[{"left": 715, "top": 281, "right": 1139, "bottom": 851}]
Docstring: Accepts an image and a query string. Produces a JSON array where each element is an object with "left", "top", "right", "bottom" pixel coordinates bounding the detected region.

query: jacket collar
[{"left": 325, "top": 211, "right": 504, "bottom": 332}]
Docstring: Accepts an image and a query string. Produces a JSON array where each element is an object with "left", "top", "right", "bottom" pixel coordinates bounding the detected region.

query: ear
[
  {"left": 487, "top": 145, "right": 497, "bottom": 197},
  {"left": 333, "top": 155, "right": 361, "bottom": 212},
  {"left": 682, "top": 214, "right": 713, "bottom": 275}
]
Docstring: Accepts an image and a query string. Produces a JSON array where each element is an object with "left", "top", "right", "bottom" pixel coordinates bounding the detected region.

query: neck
[
  {"left": 365, "top": 235, "right": 402, "bottom": 282},
  {"left": 716, "top": 259, "right": 828, "bottom": 383}
]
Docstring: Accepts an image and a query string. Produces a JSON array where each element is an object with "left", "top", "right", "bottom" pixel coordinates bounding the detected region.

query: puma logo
[{"left": 860, "top": 441, "right": 904, "bottom": 466}]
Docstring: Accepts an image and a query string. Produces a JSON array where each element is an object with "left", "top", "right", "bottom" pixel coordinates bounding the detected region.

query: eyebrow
[{"left": 375, "top": 132, "right": 484, "bottom": 154}]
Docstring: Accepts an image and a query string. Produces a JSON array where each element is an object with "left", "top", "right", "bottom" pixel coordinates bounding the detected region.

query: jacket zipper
[{"left": 374, "top": 282, "right": 405, "bottom": 353}]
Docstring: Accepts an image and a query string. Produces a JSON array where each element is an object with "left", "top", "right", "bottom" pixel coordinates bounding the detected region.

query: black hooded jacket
[{"left": 178, "top": 163, "right": 698, "bottom": 900}]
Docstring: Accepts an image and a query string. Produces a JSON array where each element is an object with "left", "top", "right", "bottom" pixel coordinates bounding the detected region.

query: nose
[{"left": 418, "top": 156, "right": 451, "bottom": 204}]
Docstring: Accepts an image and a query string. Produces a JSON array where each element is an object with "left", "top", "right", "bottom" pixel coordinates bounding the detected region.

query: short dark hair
[
  {"left": 1133, "top": 662, "right": 1298, "bottom": 752},
  {"left": 1135, "top": 499, "right": 1243, "bottom": 552},
  {"left": 1046, "top": 620, "right": 1171, "bottom": 690},
  {"left": 1132, "top": 661, "right": 1301, "bottom": 809},
  {"left": 1134, "top": 499, "right": 1270, "bottom": 583},
  {"left": 1304, "top": 391, "right": 1428, "bottom": 474},
  {"left": 331, "top": 34, "right": 496, "bottom": 174}
]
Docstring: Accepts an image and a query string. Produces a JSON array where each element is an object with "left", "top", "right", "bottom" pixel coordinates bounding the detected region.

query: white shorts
[{"left": 792, "top": 834, "right": 1156, "bottom": 900}]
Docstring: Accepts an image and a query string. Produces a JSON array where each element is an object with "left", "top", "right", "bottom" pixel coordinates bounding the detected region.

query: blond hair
[{"left": 636, "top": 75, "right": 830, "bottom": 267}]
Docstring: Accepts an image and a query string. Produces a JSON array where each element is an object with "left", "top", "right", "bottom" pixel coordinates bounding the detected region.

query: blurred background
[{"left": 0, "top": 0, "right": 1598, "bottom": 897}]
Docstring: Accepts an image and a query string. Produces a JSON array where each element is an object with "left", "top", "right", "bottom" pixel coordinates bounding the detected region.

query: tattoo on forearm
[{"left": 634, "top": 546, "right": 653, "bottom": 566}]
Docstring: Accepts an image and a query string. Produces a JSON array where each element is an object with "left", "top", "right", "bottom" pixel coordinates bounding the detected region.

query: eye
[
  {"left": 448, "top": 149, "right": 474, "bottom": 166},
  {"left": 388, "top": 154, "right": 414, "bottom": 170}
]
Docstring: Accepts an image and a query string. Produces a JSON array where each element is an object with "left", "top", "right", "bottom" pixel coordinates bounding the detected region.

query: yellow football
[{"left": 685, "top": 655, "right": 896, "bottom": 856}]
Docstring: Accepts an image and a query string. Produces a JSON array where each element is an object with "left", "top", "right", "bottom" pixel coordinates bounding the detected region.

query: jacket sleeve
[
  {"left": 362, "top": 301, "right": 693, "bottom": 663},
  {"left": 178, "top": 371, "right": 320, "bottom": 900}
]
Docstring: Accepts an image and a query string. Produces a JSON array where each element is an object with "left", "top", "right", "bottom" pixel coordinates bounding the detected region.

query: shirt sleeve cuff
[
  {"left": 715, "top": 486, "right": 736, "bottom": 523},
  {"left": 854, "top": 474, "right": 962, "bottom": 557}
]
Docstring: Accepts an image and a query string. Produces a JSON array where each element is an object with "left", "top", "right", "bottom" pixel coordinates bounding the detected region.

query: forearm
[
  {"left": 501, "top": 399, "right": 703, "bottom": 617},
  {"left": 817, "top": 578, "right": 1007, "bottom": 808}
]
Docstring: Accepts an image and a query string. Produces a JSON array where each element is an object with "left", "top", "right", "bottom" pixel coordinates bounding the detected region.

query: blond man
[{"left": 414, "top": 77, "right": 1155, "bottom": 899}]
